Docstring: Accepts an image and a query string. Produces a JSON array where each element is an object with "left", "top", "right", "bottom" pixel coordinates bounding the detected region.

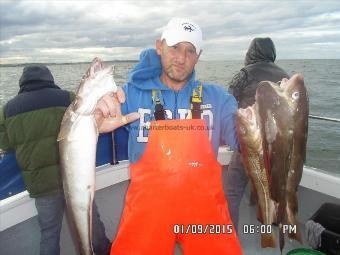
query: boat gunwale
[{"left": 1, "top": 149, "right": 339, "bottom": 231}]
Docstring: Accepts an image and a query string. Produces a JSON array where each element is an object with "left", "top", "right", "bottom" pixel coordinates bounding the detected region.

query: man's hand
[{"left": 95, "top": 87, "right": 140, "bottom": 133}]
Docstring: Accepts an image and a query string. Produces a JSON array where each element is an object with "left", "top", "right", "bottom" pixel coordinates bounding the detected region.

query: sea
[{"left": 0, "top": 59, "right": 339, "bottom": 174}]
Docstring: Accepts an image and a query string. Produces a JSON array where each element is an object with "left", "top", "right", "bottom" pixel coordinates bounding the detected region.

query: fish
[
  {"left": 57, "top": 58, "right": 117, "bottom": 255},
  {"left": 280, "top": 74, "right": 308, "bottom": 243},
  {"left": 236, "top": 106, "right": 277, "bottom": 248},
  {"left": 256, "top": 77, "right": 296, "bottom": 251},
  {"left": 257, "top": 74, "right": 308, "bottom": 251},
  {"left": 236, "top": 74, "right": 308, "bottom": 252}
]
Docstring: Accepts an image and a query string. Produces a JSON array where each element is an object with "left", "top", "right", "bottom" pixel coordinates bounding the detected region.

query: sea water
[{"left": 0, "top": 59, "right": 339, "bottom": 173}]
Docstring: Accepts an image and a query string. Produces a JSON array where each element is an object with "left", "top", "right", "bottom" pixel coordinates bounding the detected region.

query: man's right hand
[{"left": 95, "top": 87, "right": 140, "bottom": 133}]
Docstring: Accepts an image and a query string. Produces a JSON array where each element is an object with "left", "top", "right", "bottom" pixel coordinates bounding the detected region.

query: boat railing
[
  {"left": 308, "top": 114, "right": 340, "bottom": 123},
  {"left": 1, "top": 114, "right": 339, "bottom": 232}
]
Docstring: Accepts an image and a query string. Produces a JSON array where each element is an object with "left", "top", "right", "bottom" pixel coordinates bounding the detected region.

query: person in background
[
  {"left": 0, "top": 65, "right": 111, "bottom": 255},
  {"left": 224, "top": 37, "right": 289, "bottom": 231},
  {"left": 95, "top": 17, "right": 242, "bottom": 254}
]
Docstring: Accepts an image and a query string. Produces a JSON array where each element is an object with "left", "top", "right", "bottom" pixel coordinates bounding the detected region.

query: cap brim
[{"left": 162, "top": 30, "right": 201, "bottom": 55}]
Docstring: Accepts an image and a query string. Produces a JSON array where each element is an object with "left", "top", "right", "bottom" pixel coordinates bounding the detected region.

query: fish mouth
[
  {"left": 85, "top": 58, "right": 114, "bottom": 81},
  {"left": 237, "top": 106, "right": 260, "bottom": 138},
  {"left": 238, "top": 107, "right": 253, "bottom": 120},
  {"left": 238, "top": 107, "right": 257, "bottom": 125},
  {"left": 279, "top": 74, "right": 305, "bottom": 93},
  {"left": 85, "top": 57, "right": 104, "bottom": 78}
]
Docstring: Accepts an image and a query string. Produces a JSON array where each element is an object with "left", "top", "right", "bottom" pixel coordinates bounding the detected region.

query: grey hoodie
[
  {"left": 228, "top": 37, "right": 289, "bottom": 108},
  {"left": 18, "top": 64, "right": 60, "bottom": 94}
]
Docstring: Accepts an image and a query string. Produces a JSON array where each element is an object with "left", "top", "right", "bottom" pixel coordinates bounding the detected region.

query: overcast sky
[{"left": 0, "top": 0, "right": 339, "bottom": 64}]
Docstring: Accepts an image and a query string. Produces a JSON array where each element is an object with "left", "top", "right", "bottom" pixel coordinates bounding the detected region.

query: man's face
[{"left": 156, "top": 40, "right": 200, "bottom": 83}]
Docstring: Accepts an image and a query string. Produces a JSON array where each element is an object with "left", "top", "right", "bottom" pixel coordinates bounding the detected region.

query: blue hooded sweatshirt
[{"left": 121, "top": 49, "right": 239, "bottom": 163}]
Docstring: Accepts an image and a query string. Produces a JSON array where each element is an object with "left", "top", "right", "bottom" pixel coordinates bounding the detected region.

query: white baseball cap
[{"left": 161, "top": 17, "right": 202, "bottom": 55}]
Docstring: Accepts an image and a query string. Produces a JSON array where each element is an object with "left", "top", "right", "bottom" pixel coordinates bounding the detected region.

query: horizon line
[{"left": 1, "top": 58, "right": 340, "bottom": 67}]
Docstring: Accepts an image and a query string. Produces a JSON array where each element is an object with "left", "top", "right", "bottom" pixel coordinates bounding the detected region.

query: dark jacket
[
  {"left": 228, "top": 37, "right": 289, "bottom": 108},
  {"left": 0, "top": 64, "right": 74, "bottom": 197}
]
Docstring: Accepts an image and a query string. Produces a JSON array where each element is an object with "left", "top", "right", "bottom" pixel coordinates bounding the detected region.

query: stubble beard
[{"left": 165, "top": 65, "right": 189, "bottom": 83}]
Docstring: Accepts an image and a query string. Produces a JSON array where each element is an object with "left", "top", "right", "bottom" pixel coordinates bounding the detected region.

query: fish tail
[
  {"left": 279, "top": 224, "right": 285, "bottom": 253},
  {"left": 271, "top": 201, "right": 278, "bottom": 224},
  {"left": 286, "top": 195, "right": 302, "bottom": 243},
  {"left": 288, "top": 224, "right": 302, "bottom": 244},
  {"left": 261, "top": 232, "right": 276, "bottom": 248},
  {"left": 256, "top": 202, "right": 264, "bottom": 223},
  {"left": 89, "top": 191, "right": 94, "bottom": 254}
]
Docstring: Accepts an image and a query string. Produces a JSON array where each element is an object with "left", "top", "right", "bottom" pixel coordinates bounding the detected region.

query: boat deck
[
  {"left": 1, "top": 164, "right": 339, "bottom": 255},
  {"left": 236, "top": 190, "right": 307, "bottom": 255},
  {"left": 172, "top": 185, "right": 308, "bottom": 255}
]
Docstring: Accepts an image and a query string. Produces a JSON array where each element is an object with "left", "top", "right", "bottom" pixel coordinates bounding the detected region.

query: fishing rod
[{"left": 309, "top": 115, "right": 340, "bottom": 123}]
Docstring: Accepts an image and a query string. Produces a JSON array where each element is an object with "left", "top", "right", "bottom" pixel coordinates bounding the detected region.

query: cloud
[{"left": 1, "top": 0, "right": 339, "bottom": 64}]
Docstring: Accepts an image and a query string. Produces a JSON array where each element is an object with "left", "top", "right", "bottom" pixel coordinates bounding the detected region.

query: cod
[
  {"left": 236, "top": 106, "right": 277, "bottom": 248},
  {"left": 236, "top": 74, "right": 309, "bottom": 252},
  {"left": 58, "top": 58, "right": 117, "bottom": 255}
]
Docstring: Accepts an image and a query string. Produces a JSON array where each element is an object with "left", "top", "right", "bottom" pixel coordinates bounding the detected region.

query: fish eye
[{"left": 292, "top": 91, "right": 300, "bottom": 100}]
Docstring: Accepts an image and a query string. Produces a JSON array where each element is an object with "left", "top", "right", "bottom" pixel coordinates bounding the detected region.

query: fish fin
[
  {"left": 272, "top": 202, "right": 278, "bottom": 224},
  {"left": 261, "top": 232, "right": 276, "bottom": 248},
  {"left": 288, "top": 225, "right": 302, "bottom": 244},
  {"left": 57, "top": 110, "right": 81, "bottom": 142},
  {"left": 286, "top": 195, "right": 303, "bottom": 243},
  {"left": 287, "top": 213, "right": 302, "bottom": 243},
  {"left": 57, "top": 108, "right": 73, "bottom": 141},
  {"left": 256, "top": 203, "right": 264, "bottom": 224},
  {"left": 279, "top": 223, "right": 285, "bottom": 253},
  {"left": 57, "top": 128, "right": 66, "bottom": 141},
  {"left": 93, "top": 115, "right": 99, "bottom": 138},
  {"left": 88, "top": 192, "right": 94, "bottom": 254},
  {"left": 57, "top": 121, "right": 74, "bottom": 141}
]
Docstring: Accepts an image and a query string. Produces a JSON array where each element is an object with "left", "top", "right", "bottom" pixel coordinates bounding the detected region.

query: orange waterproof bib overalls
[{"left": 110, "top": 118, "right": 242, "bottom": 255}]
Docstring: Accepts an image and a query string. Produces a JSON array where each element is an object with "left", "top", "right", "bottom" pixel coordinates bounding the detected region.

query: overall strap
[
  {"left": 188, "top": 83, "right": 203, "bottom": 119},
  {"left": 152, "top": 89, "right": 165, "bottom": 120},
  {"left": 152, "top": 83, "right": 203, "bottom": 120}
]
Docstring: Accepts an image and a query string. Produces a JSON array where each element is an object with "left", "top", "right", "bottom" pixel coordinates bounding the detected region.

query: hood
[
  {"left": 19, "top": 64, "right": 60, "bottom": 94},
  {"left": 127, "top": 48, "right": 196, "bottom": 90},
  {"left": 244, "top": 37, "right": 276, "bottom": 66}
]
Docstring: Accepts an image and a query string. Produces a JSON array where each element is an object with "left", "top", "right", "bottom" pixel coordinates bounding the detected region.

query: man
[
  {"left": 96, "top": 18, "right": 242, "bottom": 254},
  {"left": 0, "top": 65, "right": 111, "bottom": 255},
  {"left": 224, "top": 37, "right": 289, "bottom": 230}
]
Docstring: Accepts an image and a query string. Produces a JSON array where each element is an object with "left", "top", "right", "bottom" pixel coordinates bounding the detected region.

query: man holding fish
[
  {"left": 59, "top": 17, "right": 307, "bottom": 254},
  {"left": 92, "top": 17, "right": 242, "bottom": 254}
]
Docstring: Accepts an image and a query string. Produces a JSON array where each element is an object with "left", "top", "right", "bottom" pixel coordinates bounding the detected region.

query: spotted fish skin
[
  {"left": 237, "top": 74, "right": 308, "bottom": 251},
  {"left": 236, "top": 106, "right": 277, "bottom": 248},
  {"left": 282, "top": 74, "right": 308, "bottom": 243}
]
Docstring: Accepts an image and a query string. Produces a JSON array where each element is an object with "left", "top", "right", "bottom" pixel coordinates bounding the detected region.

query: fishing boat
[{"left": 0, "top": 116, "right": 339, "bottom": 255}]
